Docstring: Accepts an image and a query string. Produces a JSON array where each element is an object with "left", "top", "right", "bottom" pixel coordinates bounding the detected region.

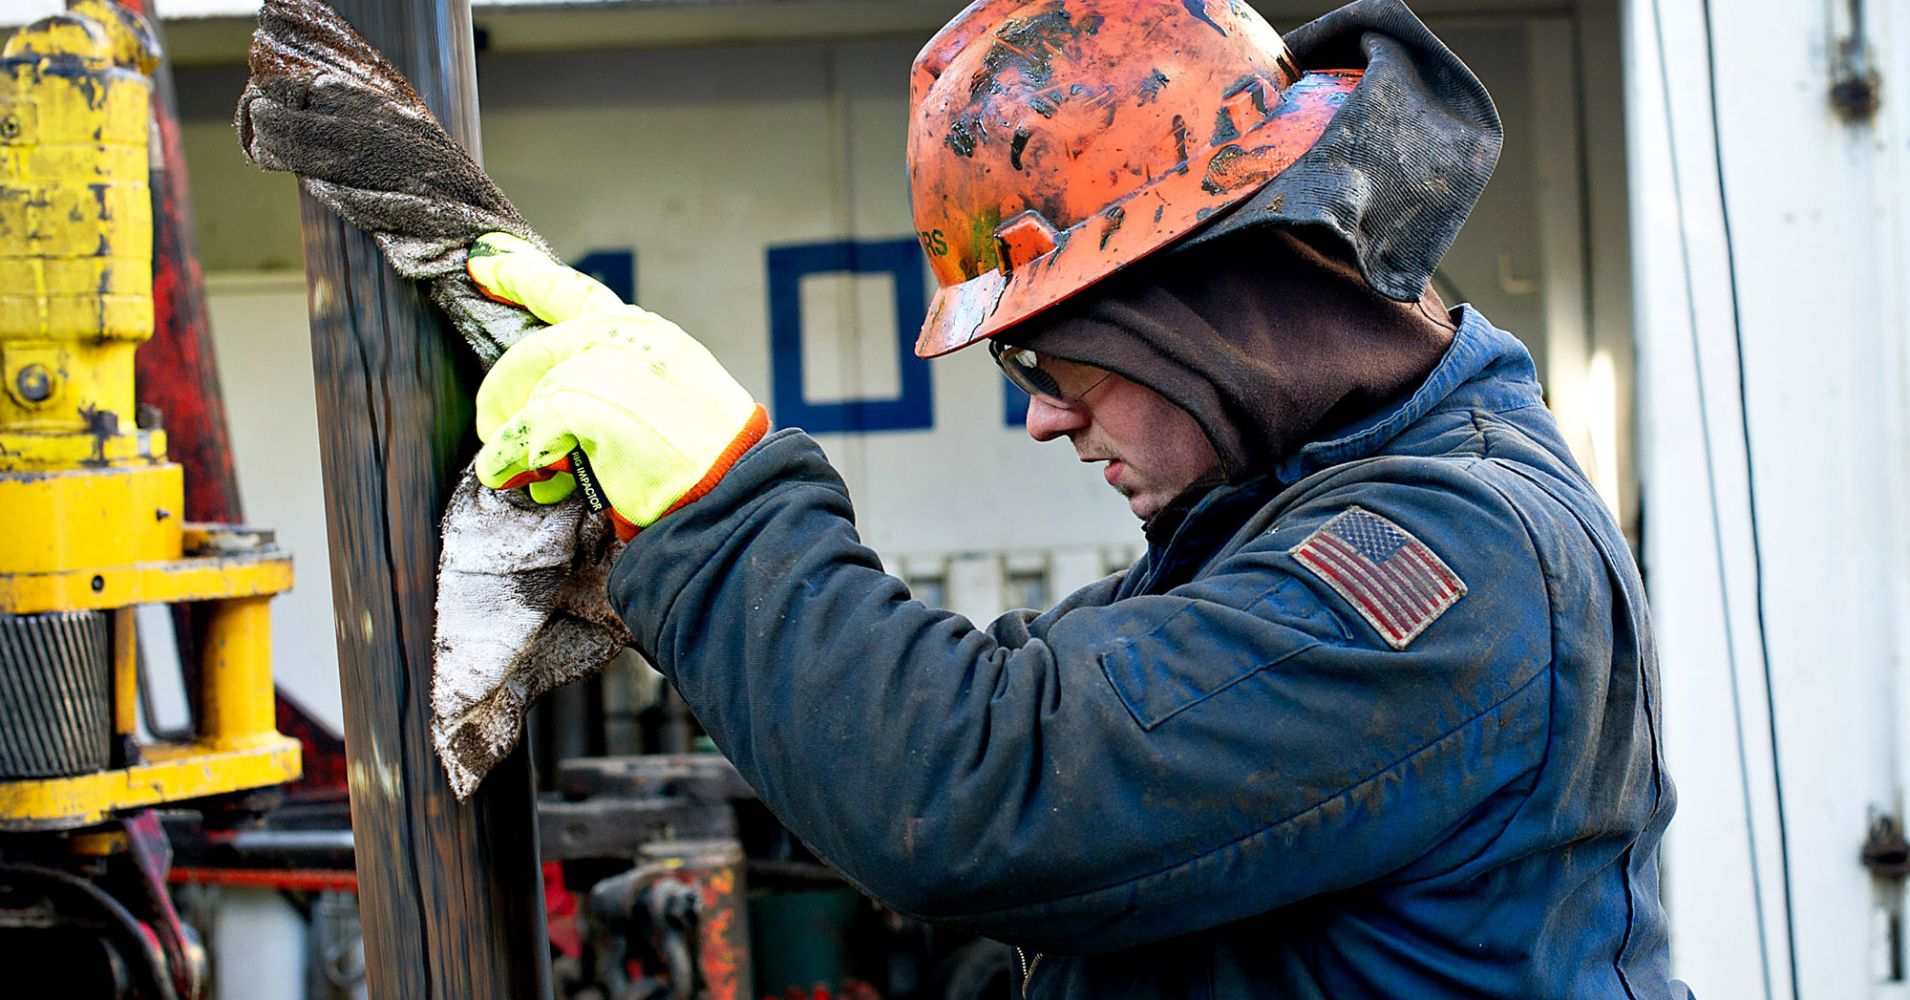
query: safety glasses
[{"left": 988, "top": 341, "right": 1114, "bottom": 407}]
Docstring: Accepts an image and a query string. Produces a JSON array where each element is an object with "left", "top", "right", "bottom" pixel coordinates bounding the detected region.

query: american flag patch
[{"left": 1289, "top": 507, "right": 1467, "bottom": 650}]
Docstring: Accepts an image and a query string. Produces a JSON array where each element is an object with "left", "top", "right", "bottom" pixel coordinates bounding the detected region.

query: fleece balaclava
[{"left": 1016, "top": 224, "right": 1456, "bottom": 492}]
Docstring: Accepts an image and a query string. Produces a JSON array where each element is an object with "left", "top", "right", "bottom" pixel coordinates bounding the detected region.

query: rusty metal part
[
  {"left": 585, "top": 839, "right": 752, "bottom": 1000},
  {"left": 544, "top": 755, "right": 759, "bottom": 995},
  {"left": 907, "top": 0, "right": 1359, "bottom": 357},
  {"left": 1830, "top": 0, "right": 1882, "bottom": 121},
  {"left": 1863, "top": 812, "right": 1910, "bottom": 880},
  {"left": 539, "top": 798, "right": 736, "bottom": 862}
]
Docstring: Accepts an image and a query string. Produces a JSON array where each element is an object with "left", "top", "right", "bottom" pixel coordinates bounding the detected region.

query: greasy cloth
[
  {"left": 1016, "top": 227, "right": 1455, "bottom": 484},
  {"left": 234, "top": 0, "right": 632, "bottom": 799},
  {"left": 1183, "top": 0, "right": 1504, "bottom": 303}
]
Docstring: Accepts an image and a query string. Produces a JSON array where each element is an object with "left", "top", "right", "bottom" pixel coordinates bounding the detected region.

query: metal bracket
[{"left": 1863, "top": 812, "right": 1910, "bottom": 880}]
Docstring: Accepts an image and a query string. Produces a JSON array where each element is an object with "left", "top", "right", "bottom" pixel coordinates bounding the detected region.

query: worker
[{"left": 465, "top": 0, "right": 1689, "bottom": 996}]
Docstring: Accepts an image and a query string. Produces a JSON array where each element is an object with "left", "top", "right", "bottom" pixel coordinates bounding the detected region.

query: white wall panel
[
  {"left": 211, "top": 888, "right": 308, "bottom": 1000},
  {"left": 204, "top": 272, "right": 347, "bottom": 732},
  {"left": 1630, "top": 0, "right": 1910, "bottom": 995},
  {"left": 1625, "top": 1, "right": 1779, "bottom": 989}
]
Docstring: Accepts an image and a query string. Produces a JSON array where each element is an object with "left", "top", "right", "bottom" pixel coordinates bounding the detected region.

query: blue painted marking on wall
[
  {"left": 767, "top": 239, "right": 932, "bottom": 434},
  {"left": 571, "top": 249, "right": 637, "bottom": 304},
  {"left": 1004, "top": 382, "right": 1030, "bottom": 427}
]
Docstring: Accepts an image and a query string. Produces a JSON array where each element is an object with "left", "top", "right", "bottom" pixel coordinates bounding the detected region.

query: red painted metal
[
  {"left": 275, "top": 690, "right": 349, "bottom": 797},
  {"left": 544, "top": 861, "right": 584, "bottom": 959},
  {"left": 121, "top": 0, "right": 241, "bottom": 525},
  {"left": 168, "top": 866, "right": 360, "bottom": 894},
  {"left": 696, "top": 859, "right": 746, "bottom": 1000},
  {"left": 124, "top": 810, "right": 209, "bottom": 1000},
  {"left": 634, "top": 841, "right": 750, "bottom": 1000}
]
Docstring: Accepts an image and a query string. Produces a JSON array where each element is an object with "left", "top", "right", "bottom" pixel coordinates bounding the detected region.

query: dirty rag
[{"left": 235, "top": 0, "right": 633, "bottom": 799}]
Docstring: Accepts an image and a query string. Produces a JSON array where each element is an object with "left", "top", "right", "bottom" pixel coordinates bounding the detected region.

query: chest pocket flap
[{"left": 1098, "top": 573, "right": 1347, "bottom": 731}]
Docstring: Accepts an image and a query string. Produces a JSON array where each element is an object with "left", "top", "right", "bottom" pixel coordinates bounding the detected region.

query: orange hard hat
[{"left": 908, "top": 0, "right": 1361, "bottom": 358}]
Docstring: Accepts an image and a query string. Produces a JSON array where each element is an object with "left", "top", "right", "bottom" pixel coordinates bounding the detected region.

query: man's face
[{"left": 1019, "top": 355, "right": 1220, "bottom": 521}]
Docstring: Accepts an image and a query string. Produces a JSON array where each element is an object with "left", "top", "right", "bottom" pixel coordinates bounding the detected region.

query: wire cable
[
  {"left": 1647, "top": 0, "right": 1799, "bottom": 996},
  {"left": 1695, "top": 0, "right": 1802, "bottom": 993}
]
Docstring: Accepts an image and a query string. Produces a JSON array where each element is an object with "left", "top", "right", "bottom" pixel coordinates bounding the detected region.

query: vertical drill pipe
[{"left": 291, "top": 1, "right": 551, "bottom": 997}]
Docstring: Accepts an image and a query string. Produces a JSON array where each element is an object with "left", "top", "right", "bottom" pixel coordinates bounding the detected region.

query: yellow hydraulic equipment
[{"left": 0, "top": 1, "right": 299, "bottom": 832}]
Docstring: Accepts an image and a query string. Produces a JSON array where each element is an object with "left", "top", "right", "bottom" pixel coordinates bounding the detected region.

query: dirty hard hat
[
  {"left": 906, "top": 0, "right": 1503, "bottom": 359},
  {"left": 907, "top": 0, "right": 1360, "bottom": 358}
]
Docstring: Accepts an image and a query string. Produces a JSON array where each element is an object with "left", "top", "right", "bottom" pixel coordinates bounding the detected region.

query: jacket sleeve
[{"left": 610, "top": 430, "right": 1555, "bottom": 953}]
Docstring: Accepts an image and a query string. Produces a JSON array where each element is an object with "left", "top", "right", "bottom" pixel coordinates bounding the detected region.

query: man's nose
[{"left": 1025, "top": 395, "right": 1089, "bottom": 442}]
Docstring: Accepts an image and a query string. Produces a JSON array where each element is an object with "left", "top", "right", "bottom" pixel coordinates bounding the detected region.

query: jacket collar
[
  {"left": 1129, "top": 474, "right": 1280, "bottom": 594},
  {"left": 1273, "top": 306, "right": 1542, "bottom": 484},
  {"left": 1128, "top": 308, "right": 1543, "bottom": 594}
]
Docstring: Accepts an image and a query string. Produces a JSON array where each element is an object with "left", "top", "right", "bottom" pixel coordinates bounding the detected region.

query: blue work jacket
[{"left": 609, "top": 307, "right": 1693, "bottom": 999}]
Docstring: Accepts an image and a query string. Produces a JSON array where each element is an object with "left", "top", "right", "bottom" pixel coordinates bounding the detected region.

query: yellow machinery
[
  {"left": 0, "top": 2, "right": 299, "bottom": 831},
  {"left": 0, "top": 8, "right": 302, "bottom": 995}
]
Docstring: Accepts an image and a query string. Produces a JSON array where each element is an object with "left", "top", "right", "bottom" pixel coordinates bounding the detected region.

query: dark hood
[
  {"left": 1018, "top": 226, "right": 1455, "bottom": 484},
  {"left": 1183, "top": 0, "right": 1505, "bottom": 302}
]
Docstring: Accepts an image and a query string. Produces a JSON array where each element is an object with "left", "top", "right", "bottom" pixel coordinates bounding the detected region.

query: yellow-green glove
[{"left": 468, "top": 232, "right": 768, "bottom": 539}]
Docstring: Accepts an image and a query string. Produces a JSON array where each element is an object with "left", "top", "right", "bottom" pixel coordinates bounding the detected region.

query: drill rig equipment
[{"left": 0, "top": 0, "right": 300, "bottom": 831}]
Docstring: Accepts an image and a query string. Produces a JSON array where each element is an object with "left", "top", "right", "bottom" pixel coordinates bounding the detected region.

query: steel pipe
[{"left": 292, "top": 1, "right": 551, "bottom": 996}]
